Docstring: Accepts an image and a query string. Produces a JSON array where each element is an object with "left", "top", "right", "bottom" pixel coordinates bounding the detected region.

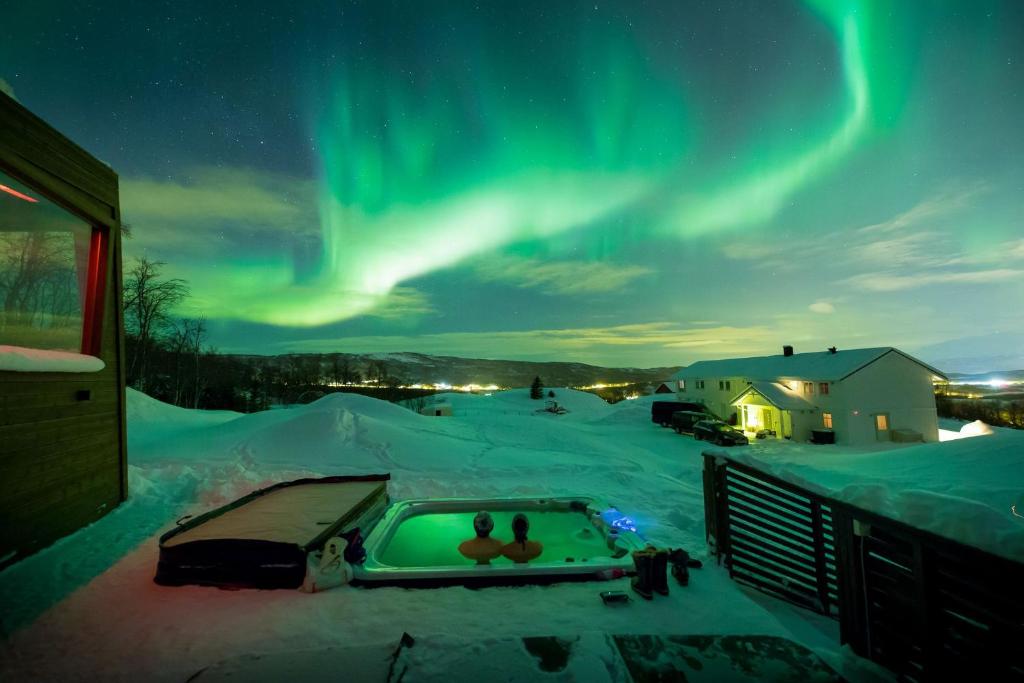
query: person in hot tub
[
  {"left": 458, "top": 511, "right": 505, "bottom": 564},
  {"left": 501, "top": 513, "right": 543, "bottom": 563}
]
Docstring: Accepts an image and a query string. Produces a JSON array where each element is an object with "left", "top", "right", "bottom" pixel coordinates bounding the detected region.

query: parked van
[
  {"left": 651, "top": 401, "right": 706, "bottom": 427},
  {"left": 671, "top": 410, "right": 710, "bottom": 434}
]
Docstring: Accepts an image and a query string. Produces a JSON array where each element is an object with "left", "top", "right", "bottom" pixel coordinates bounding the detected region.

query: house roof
[
  {"left": 731, "top": 381, "right": 815, "bottom": 411},
  {"left": 670, "top": 347, "right": 947, "bottom": 383}
]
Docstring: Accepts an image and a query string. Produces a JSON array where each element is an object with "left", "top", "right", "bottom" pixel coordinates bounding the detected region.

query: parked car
[
  {"left": 652, "top": 401, "right": 707, "bottom": 427},
  {"left": 671, "top": 410, "right": 711, "bottom": 434},
  {"left": 693, "top": 420, "right": 749, "bottom": 446}
]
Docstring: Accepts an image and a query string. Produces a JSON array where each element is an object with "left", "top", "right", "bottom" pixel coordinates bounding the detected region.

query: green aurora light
[
  {"left": 225, "top": 0, "right": 898, "bottom": 327},
  {"left": 16, "top": 0, "right": 1017, "bottom": 365}
]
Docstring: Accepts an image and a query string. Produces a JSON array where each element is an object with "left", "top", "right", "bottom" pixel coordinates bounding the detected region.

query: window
[
  {"left": 677, "top": 379, "right": 685, "bottom": 391},
  {"left": 718, "top": 380, "right": 731, "bottom": 391},
  {"left": 819, "top": 382, "right": 829, "bottom": 395},
  {"left": 802, "top": 382, "right": 814, "bottom": 395},
  {"left": 823, "top": 412, "right": 833, "bottom": 429},
  {"left": 696, "top": 380, "right": 705, "bottom": 390},
  {"left": 875, "top": 414, "right": 888, "bottom": 431},
  {"left": 1, "top": 170, "right": 101, "bottom": 353}
]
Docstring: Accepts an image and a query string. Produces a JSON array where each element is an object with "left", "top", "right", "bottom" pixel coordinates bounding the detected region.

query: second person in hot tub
[{"left": 501, "top": 513, "right": 543, "bottom": 563}]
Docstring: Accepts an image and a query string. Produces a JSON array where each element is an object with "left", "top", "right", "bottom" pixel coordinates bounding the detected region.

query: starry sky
[{"left": 3, "top": 1, "right": 1023, "bottom": 370}]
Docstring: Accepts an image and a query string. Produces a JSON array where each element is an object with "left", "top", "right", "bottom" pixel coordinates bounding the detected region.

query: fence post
[
  {"left": 809, "top": 500, "right": 831, "bottom": 615},
  {"left": 911, "top": 540, "right": 940, "bottom": 678},
  {"left": 702, "top": 452, "right": 731, "bottom": 568},
  {"left": 832, "top": 504, "right": 869, "bottom": 657}
]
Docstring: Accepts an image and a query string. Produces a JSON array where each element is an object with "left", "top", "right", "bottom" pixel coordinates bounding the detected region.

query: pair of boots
[
  {"left": 632, "top": 547, "right": 703, "bottom": 600},
  {"left": 631, "top": 547, "right": 667, "bottom": 600}
]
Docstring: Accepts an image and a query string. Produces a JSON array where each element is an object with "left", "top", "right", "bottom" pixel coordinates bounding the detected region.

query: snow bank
[
  {"left": 833, "top": 485, "right": 1024, "bottom": 560},
  {"left": 960, "top": 419, "right": 994, "bottom": 437},
  {"left": 0, "top": 345, "right": 104, "bottom": 373}
]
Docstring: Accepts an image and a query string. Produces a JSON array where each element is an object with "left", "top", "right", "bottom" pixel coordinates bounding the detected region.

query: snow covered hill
[{"left": 228, "top": 350, "right": 680, "bottom": 387}]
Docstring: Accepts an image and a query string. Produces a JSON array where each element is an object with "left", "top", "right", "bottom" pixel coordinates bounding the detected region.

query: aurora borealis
[{"left": 2, "top": 1, "right": 1022, "bottom": 370}]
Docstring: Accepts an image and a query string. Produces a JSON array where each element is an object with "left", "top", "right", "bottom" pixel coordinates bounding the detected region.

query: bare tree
[
  {"left": 0, "top": 232, "right": 80, "bottom": 345},
  {"left": 123, "top": 257, "right": 189, "bottom": 392},
  {"left": 189, "top": 317, "right": 207, "bottom": 408},
  {"left": 167, "top": 319, "right": 191, "bottom": 405}
]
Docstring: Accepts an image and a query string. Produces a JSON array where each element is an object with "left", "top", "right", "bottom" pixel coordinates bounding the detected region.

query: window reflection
[{"left": 0, "top": 171, "right": 92, "bottom": 351}]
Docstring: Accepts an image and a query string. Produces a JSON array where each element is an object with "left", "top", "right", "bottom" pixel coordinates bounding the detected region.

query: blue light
[{"left": 600, "top": 507, "right": 638, "bottom": 534}]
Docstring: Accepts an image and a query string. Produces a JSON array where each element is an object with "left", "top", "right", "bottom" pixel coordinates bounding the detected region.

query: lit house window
[
  {"left": 678, "top": 379, "right": 685, "bottom": 391},
  {"left": 823, "top": 412, "right": 833, "bottom": 429},
  {"left": 803, "top": 382, "right": 814, "bottom": 395},
  {"left": 1, "top": 170, "right": 102, "bottom": 353},
  {"left": 819, "top": 382, "right": 829, "bottom": 395},
  {"left": 696, "top": 380, "right": 705, "bottom": 390},
  {"left": 875, "top": 414, "right": 888, "bottom": 431}
]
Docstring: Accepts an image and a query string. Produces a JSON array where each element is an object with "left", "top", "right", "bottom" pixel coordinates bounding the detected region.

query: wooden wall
[{"left": 0, "top": 92, "right": 127, "bottom": 570}]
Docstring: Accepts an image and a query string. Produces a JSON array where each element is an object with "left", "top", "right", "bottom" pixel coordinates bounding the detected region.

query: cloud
[
  {"left": 121, "top": 167, "right": 317, "bottom": 235},
  {"left": 472, "top": 255, "right": 653, "bottom": 295},
  {"left": 855, "top": 184, "right": 988, "bottom": 235},
  {"left": 842, "top": 268, "right": 1024, "bottom": 292},
  {"left": 809, "top": 301, "right": 835, "bottom": 314},
  {"left": 364, "top": 287, "right": 435, "bottom": 320},
  {"left": 721, "top": 186, "right": 1023, "bottom": 296}
]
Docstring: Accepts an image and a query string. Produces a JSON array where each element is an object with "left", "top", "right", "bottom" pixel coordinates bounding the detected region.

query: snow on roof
[
  {"left": 0, "top": 345, "right": 105, "bottom": 373},
  {"left": 717, "top": 423, "right": 1024, "bottom": 563},
  {"left": 671, "top": 347, "right": 946, "bottom": 382},
  {"left": 733, "top": 381, "right": 815, "bottom": 410}
]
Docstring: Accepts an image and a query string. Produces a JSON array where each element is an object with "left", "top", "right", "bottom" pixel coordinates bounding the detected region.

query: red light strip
[
  {"left": 81, "top": 228, "right": 109, "bottom": 356},
  {"left": 0, "top": 183, "right": 39, "bottom": 203}
]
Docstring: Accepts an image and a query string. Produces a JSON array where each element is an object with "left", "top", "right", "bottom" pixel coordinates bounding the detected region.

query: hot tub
[{"left": 353, "top": 497, "right": 645, "bottom": 587}]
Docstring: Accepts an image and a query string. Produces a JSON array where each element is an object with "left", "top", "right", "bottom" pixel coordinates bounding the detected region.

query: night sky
[{"left": 3, "top": 1, "right": 1022, "bottom": 369}]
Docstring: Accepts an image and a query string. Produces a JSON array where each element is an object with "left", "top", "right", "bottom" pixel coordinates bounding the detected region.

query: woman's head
[
  {"left": 473, "top": 511, "right": 494, "bottom": 538},
  {"left": 512, "top": 513, "right": 529, "bottom": 544}
]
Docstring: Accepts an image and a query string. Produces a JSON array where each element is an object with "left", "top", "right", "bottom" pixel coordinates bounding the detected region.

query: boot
[
  {"left": 631, "top": 549, "right": 654, "bottom": 600},
  {"left": 669, "top": 548, "right": 690, "bottom": 586},
  {"left": 651, "top": 549, "right": 670, "bottom": 596}
]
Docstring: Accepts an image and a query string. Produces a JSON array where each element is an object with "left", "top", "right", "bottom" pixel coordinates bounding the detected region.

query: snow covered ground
[{"left": 4, "top": 388, "right": 985, "bottom": 681}]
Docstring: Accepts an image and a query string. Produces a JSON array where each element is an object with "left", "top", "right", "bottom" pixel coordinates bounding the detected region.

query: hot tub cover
[{"left": 155, "top": 474, "right": 389, "bottom": 589}]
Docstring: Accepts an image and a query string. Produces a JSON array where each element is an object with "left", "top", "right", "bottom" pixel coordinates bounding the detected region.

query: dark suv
[
  {"left": 693, "top": 420, "right": 749, "bottom": 446},
  {"left": 652, "top": 401, "right": 706, "bottom": 427},
  {"left": 671, "top": 410, "right": 711, "bottom": 434}
]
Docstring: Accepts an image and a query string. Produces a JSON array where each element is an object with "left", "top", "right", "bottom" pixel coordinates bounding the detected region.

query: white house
[{"left": 670, "top": 346, "right": 947, "bottom": 445}]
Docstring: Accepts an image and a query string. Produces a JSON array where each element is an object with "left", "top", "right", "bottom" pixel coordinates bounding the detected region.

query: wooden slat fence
[{"left": 702, "top": 451, "right": 1024, "bottom": 681}]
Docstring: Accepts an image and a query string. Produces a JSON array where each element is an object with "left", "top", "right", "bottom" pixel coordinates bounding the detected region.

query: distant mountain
[
  {"left": 914, "top": 332, "right": 1024, "bottom": 374},
  {"left": 946, "top": 369, "right": 1024, "bottom": 383},
  {"left": 229, "top": 351, "right": 680, "bottom": 388}
]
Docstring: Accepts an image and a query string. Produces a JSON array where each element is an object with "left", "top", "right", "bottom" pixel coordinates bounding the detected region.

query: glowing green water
[{"left": 378, "top": 510, "right": 612, "bottom": 568}]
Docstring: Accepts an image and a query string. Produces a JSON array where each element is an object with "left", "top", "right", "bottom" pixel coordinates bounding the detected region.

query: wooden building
[{"left": 0, "top": 91, "right": 127, "bottom": 570}]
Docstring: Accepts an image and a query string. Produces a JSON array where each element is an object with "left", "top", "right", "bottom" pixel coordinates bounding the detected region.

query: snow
[
  {"left": 1, "top": 387, "right": 898, "bottom": 681},
  {"left": 672, "top": 347, "right": 932, "bottom": 382},
  {"left": 958, "top": 419, "right": 994, "bottom": 437},
  {"left": 0, "top": 345, "right": 104, "bottom": 373},
  {"left": 716, "top": 422, "right": 1024, "bottom": 562}
]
